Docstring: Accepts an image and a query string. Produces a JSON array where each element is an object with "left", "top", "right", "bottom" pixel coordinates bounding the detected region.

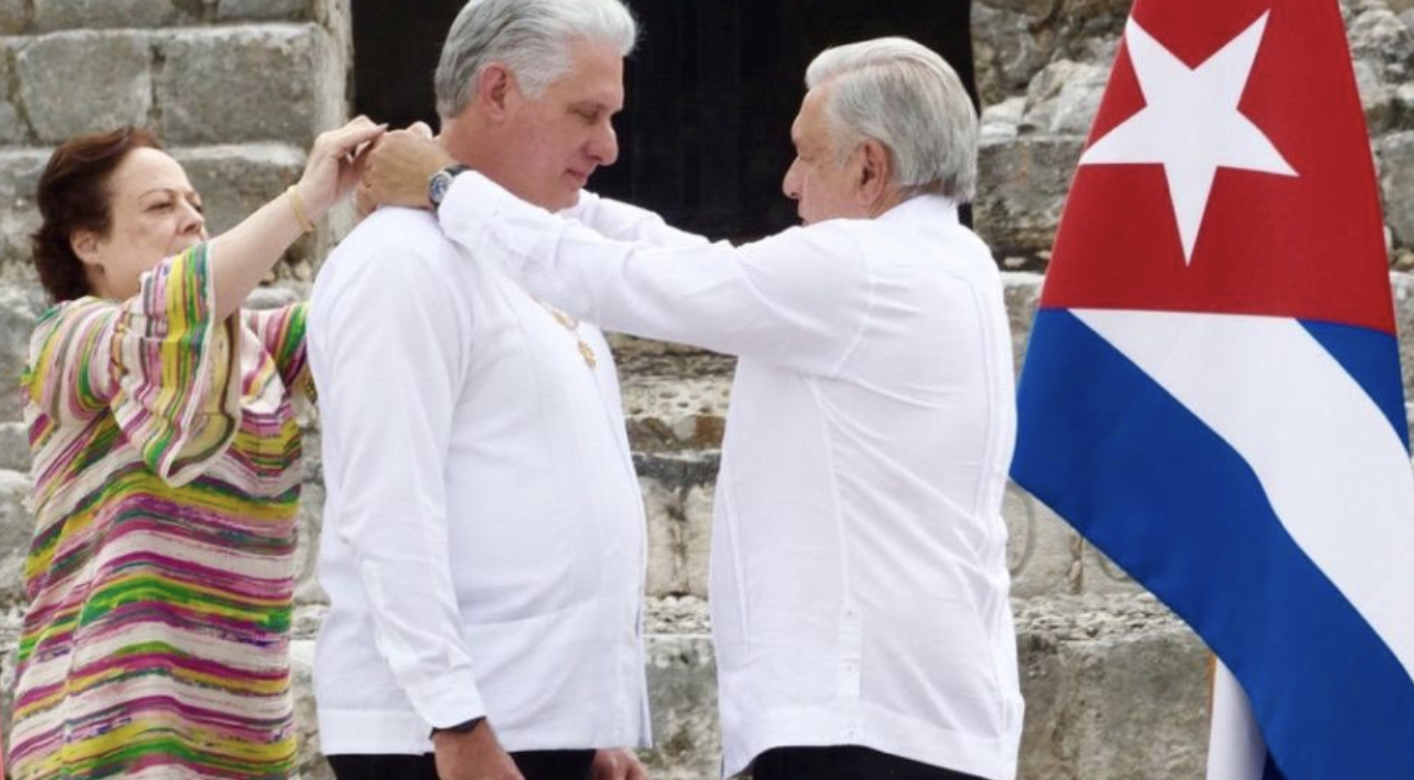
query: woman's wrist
[{"left": 285, "top": 185, "right": 316, "bottom": 234}]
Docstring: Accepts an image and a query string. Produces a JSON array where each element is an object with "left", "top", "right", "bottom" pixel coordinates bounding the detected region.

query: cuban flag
[{"left": 1010, "top": 0, "right": 1414, "bottom": 778}]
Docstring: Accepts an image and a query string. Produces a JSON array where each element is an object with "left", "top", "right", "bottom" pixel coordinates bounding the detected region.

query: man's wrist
[
  {"left": 428, "top": 164, "right": 471, "bottom": 212},
  {"left": 430, "top": 715, "right": 485, "bottom": 738}
]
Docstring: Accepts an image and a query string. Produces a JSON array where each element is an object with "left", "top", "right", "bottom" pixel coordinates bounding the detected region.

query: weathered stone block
[
  {"left": 217, "top": 0, "right": 313, "bottom": 22},
  {"left": 0, "top": 0, "right": 27, "bottom": 34},
  {"left": 624, "top": 373, "right": 730, "bottom": 455},
  {"left": 1003, "top": 272, "right": 1042, "bottom": 376},
  {"left": 1348, "top": 8, "right": 1414, "bottom": 82},
  {"left": 0, "top": 422, "right": 27, "bottom": 473},
  {"left": 1005, "top": 483, "right": 1082, "bottom": 599},
  {"left": 155, "top": 25, "right": 340, "bottom": 147},
  {"left": 973, "top": 3, "right": 1057, "bottom": 105},
  {"left": 0, "top": 42, "right": 29, "bottom": 145},
  {"left": 0, "top": 150, "right": 48, "bottom": 271},
  {"left": 294, "top": 478, "right": 327, "bottom": 607},
  {"left": 973, "top": 0, "right": 1126, "bottom": 106},
  {"left": 974, "top": 135, "right": 1084, "bottom": 268},
  {"left": 1379, "top": 132, "right": 1414, "bottom": 247},
  {"left": 0, "top": 469, "right": 31, "bottom": 606},
  {"left": 1077, "top": 541, "right": 1141, "bottom": 596},
  {"left": 1022, "top": 59, "right": 1109, "bottom": 136},
  {"left": 32, "top": 0, "right": 189, "bottom": 31},
  {"left": 0, "top": 284, "right": 45, "bottom": 423},
  {"left": 1391, "top": 271, "right": 1414, "bottom": 396},
  {"left": 173, "top": 144, "right": 305, "bottom": 232},
  {"left": 17, "top": 32, "right": 153, "bottom": 144},
  {"left": 1015, "top": 596, "right": 1209, "bottom": 780},
  {"left": 643, "top": 477, "right": 712, "bottom": 599},
  {"left": 644, "top": 634, "right": 720, "bottom": 780},
  {"left": 291, "top": 639, "right": 336, "bottom": 780}
]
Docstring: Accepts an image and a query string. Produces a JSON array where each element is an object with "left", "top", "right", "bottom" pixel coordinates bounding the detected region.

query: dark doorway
[{"left": 352, "top": 1, "right": 975, "bottom": 241}]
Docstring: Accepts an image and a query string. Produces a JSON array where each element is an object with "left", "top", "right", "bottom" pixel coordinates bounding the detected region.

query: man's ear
[
  {"left": 70, "top": 230, "right": 103, "bottom": 268},
  {"left": 856, "top": 139, "right": 893, "bottom": 206},
  {"left": 476, "top": 63, "right": 516, "bottom": 118}
]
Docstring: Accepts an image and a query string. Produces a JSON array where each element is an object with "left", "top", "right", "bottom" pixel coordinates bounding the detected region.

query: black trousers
[
  {"left": 327, "top": 750, "right": 595, "bottom": 780},
  {"left": 752, "top": 746, "right": 988, "bottom": 780}
]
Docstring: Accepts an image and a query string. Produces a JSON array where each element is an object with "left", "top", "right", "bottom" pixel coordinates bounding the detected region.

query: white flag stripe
[
  {"left": 1206, "top": 661, "right": 1267, "bottom": 780},
  {"left": 1074, "top": 309, "right": 1414, "bottom": 686}
]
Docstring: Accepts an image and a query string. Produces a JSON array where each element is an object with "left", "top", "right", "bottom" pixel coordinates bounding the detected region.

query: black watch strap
[
  {"left": 428, "top": 164, "right": 471, "bottom": 212},
  {"left": 430, "top": 716, "right": 484, "bottom": 738}
]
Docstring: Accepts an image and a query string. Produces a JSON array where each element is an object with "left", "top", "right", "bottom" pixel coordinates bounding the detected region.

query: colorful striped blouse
[{"left": 10, "top": 245, "right": 312, "bottom": 780}]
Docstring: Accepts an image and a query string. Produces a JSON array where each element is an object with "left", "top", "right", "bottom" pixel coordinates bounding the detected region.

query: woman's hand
[{"left": 294, "top": 116, "right": 387, "bottom": 222}]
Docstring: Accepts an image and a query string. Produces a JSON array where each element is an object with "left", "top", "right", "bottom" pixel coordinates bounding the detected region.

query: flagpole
[{"left": 1206, "top": 660, "right": 1267, "bottom": 780}]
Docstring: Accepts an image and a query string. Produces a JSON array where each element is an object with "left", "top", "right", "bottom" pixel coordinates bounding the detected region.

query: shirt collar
[{"left": 878, "top": 193, "right": 960, "bottom": 225}]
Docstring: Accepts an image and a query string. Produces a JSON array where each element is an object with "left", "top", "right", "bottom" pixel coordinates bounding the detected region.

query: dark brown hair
[{"left": 31, "top": 126, "right": 165, "bottom": 302}]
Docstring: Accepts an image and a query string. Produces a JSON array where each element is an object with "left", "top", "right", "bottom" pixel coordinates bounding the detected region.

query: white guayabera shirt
[
  {"left": 440, "top": 174, "right": 1026, "bottom": 780},
  {"left": 307, "top": 204, "right": 650, "bottom": 756}
]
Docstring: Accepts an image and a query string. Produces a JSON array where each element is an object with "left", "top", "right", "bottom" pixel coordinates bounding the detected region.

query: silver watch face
[{"left": 429, "top": 172, "right": 452, "bottom": 208}]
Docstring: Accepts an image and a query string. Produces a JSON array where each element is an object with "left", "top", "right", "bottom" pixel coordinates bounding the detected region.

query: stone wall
[{"left": 1, "top": 1, "right": 1413, "bottom": 778}]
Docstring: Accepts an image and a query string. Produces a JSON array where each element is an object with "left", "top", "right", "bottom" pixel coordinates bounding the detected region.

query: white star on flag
[{"left": 1080, "top": 11, "right": 1298, "bottom": 265}]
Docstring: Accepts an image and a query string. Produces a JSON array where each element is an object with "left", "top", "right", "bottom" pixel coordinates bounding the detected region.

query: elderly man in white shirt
[
  {"left": 306, "top": 2, "right": 653, "bottom": 780},
  {"left": 359, "top": 37, "right": 1024, "bottom": 780}
]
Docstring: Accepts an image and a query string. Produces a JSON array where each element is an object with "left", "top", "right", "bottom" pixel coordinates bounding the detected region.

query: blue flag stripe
[
  {"left": 1013, "top": 309, "right": 1414, "bottom": 780},
  {"left": 1300, "top": 319, "right": 1409, "bottom": 451}
]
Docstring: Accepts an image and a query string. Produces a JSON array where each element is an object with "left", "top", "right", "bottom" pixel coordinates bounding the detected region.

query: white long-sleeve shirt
[
  {"left": 439, "top": 174, "right": 1025, "bottom": 780},
  {"left": 306, "top": 206, "right": 650, "bottom": 755}
]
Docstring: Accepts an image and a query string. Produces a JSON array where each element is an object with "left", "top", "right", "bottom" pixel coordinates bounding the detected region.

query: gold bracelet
[{"left": 286, "top": 185, "right": 315, "bottom": 234}]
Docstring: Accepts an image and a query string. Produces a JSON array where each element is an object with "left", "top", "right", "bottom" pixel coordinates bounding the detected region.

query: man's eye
[{"left": 148, "top": 201, "right": 173, "bottom": 212}]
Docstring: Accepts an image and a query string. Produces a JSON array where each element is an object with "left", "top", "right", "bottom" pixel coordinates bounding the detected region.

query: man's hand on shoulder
[
  {"left": 431, "top": 720, "right": 524, "bottom": 780},
  {"left": 592, "top": 748, "right": 648, "bottom": 780},
  {"left": 357, "top": 123, "right": 457, "bottom": 215}
]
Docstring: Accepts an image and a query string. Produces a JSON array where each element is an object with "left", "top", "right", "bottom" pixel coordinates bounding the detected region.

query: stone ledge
[
  {"left": 1, "top": 0, "right": 318, "bottom": 34},
  {"left": 4, "top": 25, "right": 342, "bottom": 146}
]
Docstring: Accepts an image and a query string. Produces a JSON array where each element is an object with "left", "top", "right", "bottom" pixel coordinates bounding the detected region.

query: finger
[
  {"left": 325, "top": 122, "right": 388, "bottom": 156},
  {"left": 409, "top": 121, "right": 434, "bottom": 139},
  {"left": 354, "top": 185, "right": 376, "bottom": 217}
]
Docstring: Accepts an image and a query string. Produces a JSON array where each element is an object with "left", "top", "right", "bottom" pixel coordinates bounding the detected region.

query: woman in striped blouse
[{"left": 9, "top": 118, "right": 382, "bottom": 780}]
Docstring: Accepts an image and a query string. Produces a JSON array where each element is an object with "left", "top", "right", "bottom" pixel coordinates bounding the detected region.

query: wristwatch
[
  {"left": 430, "top": 716, "right": 484, "bottom": 738},
  {"left": 428, "top": 164, "right": 471, "bottom": 212}
]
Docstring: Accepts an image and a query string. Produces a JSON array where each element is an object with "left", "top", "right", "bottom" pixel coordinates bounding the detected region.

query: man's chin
[{"left": 549, "top": 189, "right": 582, "bottom": 213}]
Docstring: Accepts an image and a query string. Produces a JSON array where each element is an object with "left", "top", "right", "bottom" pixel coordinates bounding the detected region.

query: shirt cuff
[{"left": 406, "top": 666, "right": 487, "bottom": 730}]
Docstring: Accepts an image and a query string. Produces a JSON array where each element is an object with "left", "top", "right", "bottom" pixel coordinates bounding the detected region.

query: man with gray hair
[
  {"left": 360, "top": 35, "right": 1024, "bottom": 780},
  {"left": 307, "top": 1, "right": 653, "bottom": 779}
]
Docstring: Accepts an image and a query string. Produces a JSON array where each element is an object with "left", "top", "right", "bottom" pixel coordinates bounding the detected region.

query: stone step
[
  {"left": 0, "top": 24, "right": 342, "bottom": 148},
  {"left": 1, "top": 0, "right": 322, "bottom": 38}
]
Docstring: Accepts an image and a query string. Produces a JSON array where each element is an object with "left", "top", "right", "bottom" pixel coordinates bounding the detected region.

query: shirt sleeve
[
  {"left": 561, "top": 190, "right": 711, "bottom": 249},
  {"left": 24, "top": 244, "right": 242, "bottom": 485},
  {"left": 441, "top": 172, "right": 875, "bottom": 376},
  {"left": 244, "top": 302, "right": 315, "bottom": 402},
  {"left": 310, "top": 244, "right": 486, "bottom": 728}
]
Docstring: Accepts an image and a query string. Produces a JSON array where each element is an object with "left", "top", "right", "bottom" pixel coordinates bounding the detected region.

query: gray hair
[
  {"left": 805, "top": 37, "right": 978, "bottom": 203},
  {"left": 435, "top": 0, "right": 638, "bottom": 119}
]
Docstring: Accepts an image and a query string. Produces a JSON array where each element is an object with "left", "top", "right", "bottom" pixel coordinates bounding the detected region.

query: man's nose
[
  {"left": 782, "top": 160, "right": 802, "bottom": 200},
  {"left": 590, "top": 121, "right": 619, "bottom": 167}
]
